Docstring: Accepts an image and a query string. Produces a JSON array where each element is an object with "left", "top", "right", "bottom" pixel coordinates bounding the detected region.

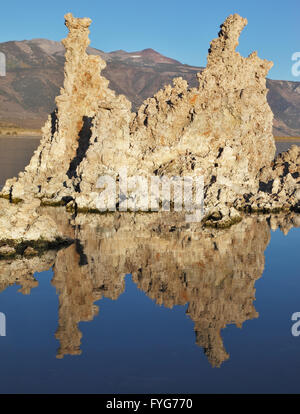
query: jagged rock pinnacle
[{"left": 1, "top": 13, "right": 299, "bottom": 225}]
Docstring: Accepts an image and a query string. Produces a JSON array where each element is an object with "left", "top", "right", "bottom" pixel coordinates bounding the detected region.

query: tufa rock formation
[
  {"left": 0, "top": 198, "right": 72, "bottom": 258},
  {"left": 242, "top": 144, "right": 300, "bottom": 213},
  {"left": 2, "top": 13, "right": 298, "bottom": 226},
  {"left": 1, "top": 12, "right": 132, "bottom": 204}
]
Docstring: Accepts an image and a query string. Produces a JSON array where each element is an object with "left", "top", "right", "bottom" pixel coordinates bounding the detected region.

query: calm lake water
[
  {"left": 0, "top": 136, "right": 40, "bottom": 189},
  {"left": 0, "top": 137, "right": 299, "bottom": 394},
  {"left": 276, "top": 141, "right": 300, "bottom": 156}
]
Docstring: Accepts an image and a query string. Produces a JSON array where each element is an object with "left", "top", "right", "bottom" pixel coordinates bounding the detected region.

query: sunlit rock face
[
  {"left": 2, "top": 13, "right": 291, "bottom": 223},
  {"left": 0, "top": 199, "right": 71, "bottom": 259},
  {"left": 130, "top": 15, "right": 275, "bottom": 199},
  {"left": 1, "top": 13, "right": 132, "bottom": 203},
  {"left": 0, "top": 199, "right": 59, "bottom": 242},
  {"left": 237, "top": 145, "right": 300, "bottom": 213}
]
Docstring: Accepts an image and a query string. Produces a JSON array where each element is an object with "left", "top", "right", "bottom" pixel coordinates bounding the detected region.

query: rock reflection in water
[
  {"left": 0, "top": 211, "right": 299, "bottom": 367},
  {"left": 0, "top": 251, "right": 56, "bottom": 295}
]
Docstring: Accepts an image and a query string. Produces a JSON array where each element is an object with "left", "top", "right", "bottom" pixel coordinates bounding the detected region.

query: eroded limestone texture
[
  {"left": 2, "top": 13, "right": 297, "bottom": 225},
  {"left": 0, "top": 199, "right": 71, "bottom": 258},
  {"left": 237, "top": 145, "right": 300, "bottom": 213},
  {"left": 2, "top": 13, "right": 132, "bottom": 204}
]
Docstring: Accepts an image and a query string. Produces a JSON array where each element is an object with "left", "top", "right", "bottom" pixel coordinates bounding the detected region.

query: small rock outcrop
[
  {"left": 2, "top": 13, "right": 297, "bottom": 225},
  {"left": 0, "top": 198, "right": 71, "bottom": 258},
  {"left": 247, "top": 145, "right": 300, "bottom": 212}
]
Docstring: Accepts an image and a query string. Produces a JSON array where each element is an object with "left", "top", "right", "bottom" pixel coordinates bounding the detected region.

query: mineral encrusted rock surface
[
  {"left": 0, "top": 198, "right": 70, "bottom": 258},
  {"left": 2, "top": 12, "right": 132, "bottom": 204},
  {"left": 2, "top": 13, "right": 297, "bottom": 225},
  {"left": 245, "top": 145, "right": 300, "bottom": 213}
]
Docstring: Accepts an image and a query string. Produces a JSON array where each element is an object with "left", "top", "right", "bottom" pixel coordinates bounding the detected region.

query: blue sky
[{"left": 0, "top": 0, "right": 299, "bottom": 81}]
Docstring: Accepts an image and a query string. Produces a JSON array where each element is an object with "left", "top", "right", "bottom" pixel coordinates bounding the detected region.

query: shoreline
[
  {"left": 0, "top": 135, "right": 42, "bottom": 140},
  {"left": 274, "top": 136, "right": 300, "bottom": 142},
  {"left": 0, "top": 135, "right": 300, "bottom": 141}
]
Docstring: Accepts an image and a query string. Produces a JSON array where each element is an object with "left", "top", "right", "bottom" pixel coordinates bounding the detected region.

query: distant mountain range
[{"left": 0, "top": 38, "right": 300, "bottom": 136}]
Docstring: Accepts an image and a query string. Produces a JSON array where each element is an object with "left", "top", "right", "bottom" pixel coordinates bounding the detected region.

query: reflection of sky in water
[{"left": 0, "top": 226, "right": 299, "bottom": 394}]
